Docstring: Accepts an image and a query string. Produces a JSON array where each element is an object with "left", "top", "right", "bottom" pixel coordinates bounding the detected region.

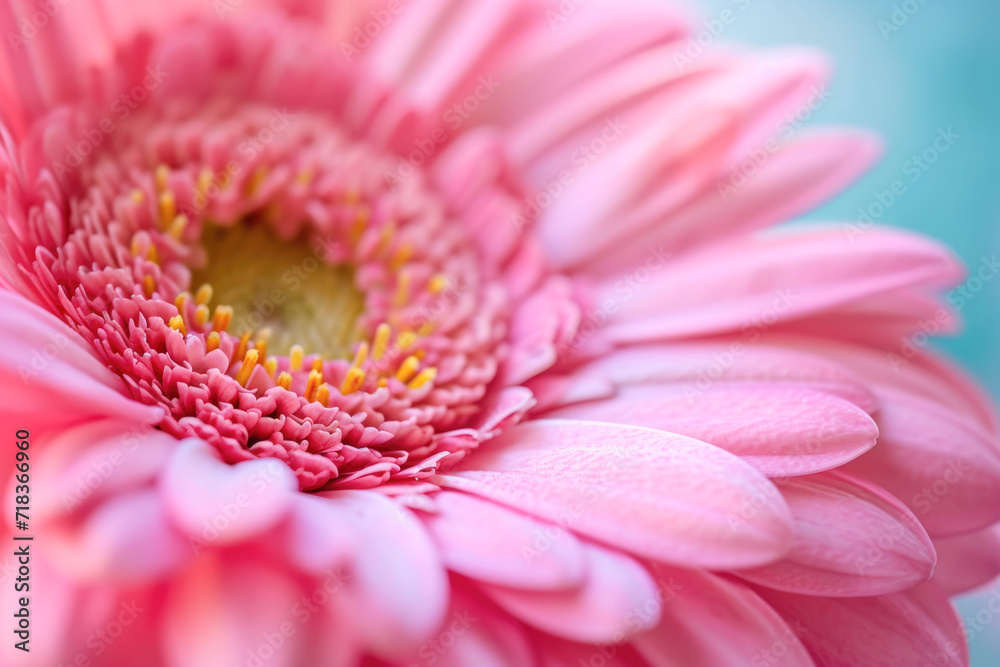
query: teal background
[{"left": 694, "top": 0, "right": 1000, "bottom": 663}]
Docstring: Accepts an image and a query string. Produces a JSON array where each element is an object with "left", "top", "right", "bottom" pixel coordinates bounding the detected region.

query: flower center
[{"left": 190, "top": 222, "right": 363, "bottom": 360}]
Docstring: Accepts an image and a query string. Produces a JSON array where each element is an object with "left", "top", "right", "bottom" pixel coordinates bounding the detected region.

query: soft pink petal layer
[
  {"left": 479, "top": 543, "right": 660, "bottom": 644},
  {"left": 932, "top": 525, "right": 1000, "bottom": 595},
  {"left": 546, "top": 384, "right": 877, "bottom": 477},
  {"left": 424, "top": 490, "right": 587, "bottom": 590},
  {"left": 757, "top": 582, "right": 968, "bottom": 667},
  {"left": 633, "top": 566, "right": 815, "bottom": 667},
  {"left": 735, "top": 472, "right": 935, "bottom": 597},
  {"left": 437, "top": 420, "right": 793, "bottom": 569}
]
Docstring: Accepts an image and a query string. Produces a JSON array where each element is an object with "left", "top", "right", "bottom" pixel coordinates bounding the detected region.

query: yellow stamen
[
  {"left": 143, "top": 275, "right": 156, "bottom": 297},
  {"left": 351, "top": 342, "right": 369, "bottom": 370},
  {"left": 417, "top": 321, "right": 436, "bottom": 337},
  {"left": 316, "top": 384, "right": 331, "bottom": 408},
  {"left": 255, "top": 338, "right": 268, "bottom": 362},
  {"left": 276, "top": 371, "right": 292, "bottom": 391},
  {"left": 264, "top": 358, "right": 278, "bottom": 379},
  {"left": 397, "top": 330, "right": 417, "bottom": 350},
  {"left": 168, "top": 315, "right": 186, "bottom": 335},
  {"left": 340, "top": 367, "right": 366, "bottom": 395},
  {"left": 195, "top": 284, "right": 213, "bottom": 306},
  {"left": 155, "top": 164, "right": 169, "bottom": 192},
  {"left": 158, "top": 191, "right": 176, "bottom": 228},
  {"left": 372, "top": 323, "right": 391, "bottom": 360},
  {"left": 147, "top": 244, "right": 159, "bottom": 264},
  {"left": 311, "top": 358, "right": 324, "bottom": 373},
  {"left": 212, "top": 305, "right": 233, "bottom": 332},
  {"left": 131, "top": 189, "right": 145, "bottom": 204},
  {"left": 349, "top": 209, "right": 370, "bottom": 244},
  {"left": 289, "top": 345, "right": 304, "bottom": 372},
  {"left": 174, "top": 292, "right": 190, "bottom": 314},
  {"left": 168, "top": 214, "right": 188, "bottom": 241},
  {"left": 234, "top": 332, "right": 251, "bottom": 364},
  {"left": 408, "top": 367, "right": 437, "bottom": 389},
  {"left": 235, "top": 349, "right": 259, "bottom": 386},
  {"left": 390, "top": 244, "right": 413, "bottom": 271},
  {"left": 194, "top": 304, "right": 210, "bottom": 328},
  {"left": 304, "top": 369, "right": 323, "bottom": 402},
  {"left": 196, "top": 169, "right": 214, "bottom": 200},
  {"left": 245, "top": 166, "right": 268, "bottom": 196},
  {"left": 206, "top": 331, "right": 221, "bottom": 352},
  {"left": 428, "top": 274, "right": 449, "bottom": 295},
  {"left": 393, "top": 271, "right": 411, "bottom": 308},
  {"left": 396, "top": 356, "right": 420, "bottom": 383}
]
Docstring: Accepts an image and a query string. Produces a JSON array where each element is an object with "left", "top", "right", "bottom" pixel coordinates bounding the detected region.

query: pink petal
[
  {"left": 424, "top": 491, "right": 587, "bottom": 590},
  {"left": 437, "top": 420, "right": 793, "bottom": 569},
  {"left": 159, "top": 439, "right": 298, "bottom": 545},
  {"left": 601, "top": 227, "right": 964, "bottom": 344},
  {"left": 320, "top": 490, "right": 450, "bottom": 660},
  {"left": 478, "top": 542, "right": 660, "bottom": 644},
  {"left": 546, "top": 384, "right": 878, "bottom": 477},
  {"left": 932, "top": 525, "right": 1000, "bottom": 595},
  {"left": 757, "top": 582, "right": 968, "bottom": 667},
  {"left": 632, "top": 566, "right": 815, "bottom": 667},
  {"left": 736, "top": 472, "right": 935, "bottom": 597}
]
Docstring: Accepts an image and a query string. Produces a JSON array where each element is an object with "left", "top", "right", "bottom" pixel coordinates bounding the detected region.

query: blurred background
[{"left": 690, "top": 0, "right": 1000, "bottom": 662}]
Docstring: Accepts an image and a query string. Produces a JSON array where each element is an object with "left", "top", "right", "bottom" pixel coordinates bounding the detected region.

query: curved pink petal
[
  {"left": 601, "top": 227, "right": 964, "bottom": 344},
  {"left": 757, "top": 582, "right": 968, "bottom": 667},
  {"left": 159, "top": 439, "right": 299, "bottom": 546},
  {"left": 932, "top": 525, "right": 1000, "bottom": 595},
  {"left": 633, "top": 565, "right": 815, "bottom": 667},
  {"left": 735, "top": 472, "right": 935, "bottom": 597},
  {"left": 437, "top": 419, "right": 793, "bottom": 569},
  {"left": 478, "top": 542, "right": 660, "bottom": 645},
  {"left": 546, "top": 384, "right": 878, "bottom": 477},
  {"left": 424, "top": 490, "right": 587, "bottom": 590}
]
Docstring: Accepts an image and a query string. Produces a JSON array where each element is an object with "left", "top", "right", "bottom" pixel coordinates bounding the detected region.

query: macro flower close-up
[{"left": 1, "top": 0, "right": 999, "bottom": 665}]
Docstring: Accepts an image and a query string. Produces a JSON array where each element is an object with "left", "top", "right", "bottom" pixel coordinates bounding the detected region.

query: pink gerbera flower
[{"left": 1, "top": 0, "right": 998, "bottom": 665}]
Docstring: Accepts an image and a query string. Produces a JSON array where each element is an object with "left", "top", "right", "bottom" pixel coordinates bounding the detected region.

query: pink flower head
[{"left": 0, "top": 1, "right": 997, "bottom": 665}]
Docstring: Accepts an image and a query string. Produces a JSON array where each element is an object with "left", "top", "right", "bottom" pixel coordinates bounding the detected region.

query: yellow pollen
[
  {"left": 393, "top": 272, "right": 412, "bottom": 308},
  {"left": 408, "top": 367, "right": 437, "bottom": 389},
  {"left": 246, "top": 166, "right": 268, "bottom": 196},
  {"left": 194, "top": 304, "right": 210, "bottom": 328},
  {"left": 311, "top": 358, "right": 324, "bottom": 373},
  {"left": 168, "top": 315, "right": 186, "bottom": 335},
  {"left": 197, "top": 169, "right": 214, "bottom": 199},
  {"left": 263, "top": 358, "right": 278, "bottom": 379},
  {"left": 417, "top": 321, "right": 436, "bottom": 337},
  {"left": 130, "top": 236, "right": 143, "bottom": 258},
  {"left": 195, "top": 284, "right": 214, "bottom": 306},
  {"left": 289, "top": 345, "right": 304, "bottom": 372},
  {"left": 428, "top": 274, "right": 449, "bottom": 294},
  {"left": 372, "top": 323, "right": 391, "bottom": 360},
  {"left": 174, "top": 292, "right": 190, "bottom": 313},
  {"left": 316, "top": 384, "right": 331, "bottom": 408},
  {"left": 234, "top": 332, "right": 251, "bottom": 363},
  {"left": 378, "top": 378, "right": 388, "bottom": 388},
  {"left": 147, "top": 244, "right": 159, "bottom": 264},
  {"left": 340, "top": 367, "right": 366, "bottom": 395},
  {"left": 168, "top": 214, "right": 188, "bottom": 241},
  {"left": 212, "top": 305, "right": 233, "bottom": 332},
  {"left": 206, "top": 331, "right": 221, "bottom": 352},
  {"left": 349, "top": 212, "right": 368, "bottom": 244},
  {"left": 131, "top": 189, "right": 145, "bottom": 204},
  {"left": 390, "top": 244, "right": 413, "bottom": 271},
  {"left": 396, "top": 356, "right": 420, "bottom": 383},
  {"left": 276, "top": 372, "right": 292, "bottom": 391},
  {"left": 351, "top": 342, "right": 369, "bottom": 369},
  {"left": 304, "top": 369, "right": 323, "bottom": 402},
  {"left": 235, "top": 349, "right": 259, "bottom": 386},
  {"left": 158, "top": 191, "right": 176, "bottom": 228},
  {"left": 143, "top": 275, "right": 156, "bottom": 297},
  {"left": 154, "top": 164, "right": 169, "bottom": 192},
  {"left": 255, "top": 338, "right": 268, "bottom": 362}
]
